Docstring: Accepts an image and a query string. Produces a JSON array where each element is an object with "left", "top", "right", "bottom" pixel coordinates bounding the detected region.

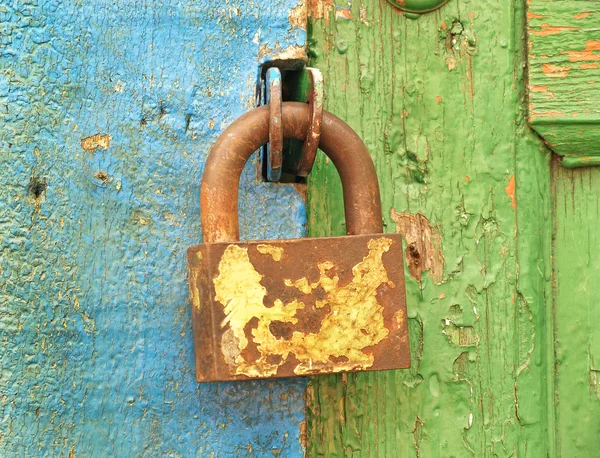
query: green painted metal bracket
[
  {"left": 527, "top": 1, "right": 600, "bottom": 167},
  {"left": 385, "top": 0, "right": 449, "bottom": 14}
]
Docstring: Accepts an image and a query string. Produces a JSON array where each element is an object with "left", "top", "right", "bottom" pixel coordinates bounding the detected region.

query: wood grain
[{"left": 552, "top": 161, "right": 600, "bottom": 457}]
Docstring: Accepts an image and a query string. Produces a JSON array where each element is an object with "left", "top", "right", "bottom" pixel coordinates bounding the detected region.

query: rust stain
[
  {"left": 561, "top": 40, "right": 600, "bottom": 62},
  {"left": 530, "top": 23, "right": 579, "bottom": 37},
  {"left": 288, "top": 2, "right": 307, "bottom": 30},
  {"left": 390, "top": 209, "right": 444, "bottom": 284},
  {"left": 542, "top": 63, "right": 572, "bottom": 78},
  {"left": 95, "top": 171, "right": 109, "bottom": 183},
  {"left": 213, "top": 238, "right": 396, "bottom": 377},
  {"left": 81, "top": 133, "right": 111, "bottom": 153},
  {"left": 574, "top": 12, "right": 592, "bottom": 19},
  {"left": 465, "top": 176, "right": 470, "bottom": 182},
  {"left": 436, "top": 95, "right": 443, "bottom": 103},
  {"left": 258, "top": 42, "right": 307, "bottom": 64},
  {"left": 188, "top": 259, "right": 202, "bottom": 311},
  {"left": 307, "top": 0, "right": 335, "bottom": 22},
  {"left": 580, "top": 63, "right": 600, "bottom": 70},
  {"left": 299, "top": 419, "right": 307, "bottom": 453},
  {"left": 505, "top": 175, "right": 516, "bottom": 210}
]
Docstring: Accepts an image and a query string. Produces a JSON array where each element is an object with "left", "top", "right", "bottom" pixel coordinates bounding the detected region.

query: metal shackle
[{"left": 200, "top": 101, "right": 383, "bottom": 243}]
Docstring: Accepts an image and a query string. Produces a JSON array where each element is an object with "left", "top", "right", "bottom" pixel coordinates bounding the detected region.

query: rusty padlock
[{"left": 187, "top": 102, "right": 410, "bottom": 382}]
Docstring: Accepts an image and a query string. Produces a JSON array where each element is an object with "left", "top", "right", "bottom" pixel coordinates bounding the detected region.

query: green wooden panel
[
  {"left": 552, "top": 163, "right": 600, "bottom": 457},
  {"left": 306, "top": 1, "right": 553, "bottom": 456},
  {"left": 527, "top": 1, "right": 600, "bottom": 159}
]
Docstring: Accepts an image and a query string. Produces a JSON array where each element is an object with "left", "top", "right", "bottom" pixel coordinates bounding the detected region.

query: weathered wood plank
[
  {"left": 306, "top": 1, "right": 553, "bottom": 456},
  {"left": 527, "top": 1, "right": 600, "bottom": 159},
  {"left": 552, "top": 161, "right": 600, "bottom": 457}
]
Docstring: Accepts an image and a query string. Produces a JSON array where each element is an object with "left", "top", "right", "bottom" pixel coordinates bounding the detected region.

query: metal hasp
[
  {"left": 188, "top": 102, "right": 410, "bottom": 382},
  {"left": 295, "top": 68, "right": 323, "bottom": 177},
  {"left": 386, "top": 0, "right": 449, "bottom": 13},
  {"left": 264, "top": 68, "right": 283, "bottom": 182}
]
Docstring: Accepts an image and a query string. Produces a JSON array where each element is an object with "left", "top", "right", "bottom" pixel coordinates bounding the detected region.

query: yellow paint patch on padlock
[{"left": 213, "top": 237, "right": 395, "bottom": 377}]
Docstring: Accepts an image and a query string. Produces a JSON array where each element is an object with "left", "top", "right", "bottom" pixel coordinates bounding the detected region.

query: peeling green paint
[{"left": 305, "top": 0, "right": 553, "bottom": 456}]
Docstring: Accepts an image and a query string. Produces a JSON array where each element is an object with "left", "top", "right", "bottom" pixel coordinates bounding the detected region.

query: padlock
[{"left": 188, "top": 102, "right": 410, "bottom": 382}]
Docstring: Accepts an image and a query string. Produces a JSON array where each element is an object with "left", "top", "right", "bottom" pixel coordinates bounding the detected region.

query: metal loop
[
  {"left": 296, "top": 68, "right": 323, "bottom": 177},
  {"left": 265, "top": 67, "right": 283, "bottom": 182},
  {"left": 200, "top": 102, "right": 382, "bottom": 243}
]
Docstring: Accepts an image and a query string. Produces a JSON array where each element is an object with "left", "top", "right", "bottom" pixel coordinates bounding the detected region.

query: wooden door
[
  {"left": 306, "top": 1, "right": 553, "bottom": 456},
  {"left": 305, "top": 1, "right": 600, "bottom": 456}
]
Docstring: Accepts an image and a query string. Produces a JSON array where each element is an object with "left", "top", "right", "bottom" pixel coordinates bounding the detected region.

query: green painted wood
[
  {"left": 527, "top": 1, "right": 600, "bottom": 159},
  {"left": 305, "top": 1, "right": 553, "bottom": 456},
  {"left": 552, "top": 162, "right": 600, "bottom": 457}
]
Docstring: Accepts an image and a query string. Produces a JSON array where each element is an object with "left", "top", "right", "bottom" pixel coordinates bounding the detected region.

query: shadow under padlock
[{"left": 187, "top": 101, "right": 410, "bottom": 382}]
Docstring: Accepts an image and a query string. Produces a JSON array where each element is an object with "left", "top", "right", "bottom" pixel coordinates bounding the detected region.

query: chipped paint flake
[
  {"left": 390, "top": 209, "right": 444, "bottom": 284},
  {"left": 542, "top": 63, "right": 572, "bottom": 78},
  {"left": 561, "top": 40, "right": 600, "bottom": 62},
  {"left": 308, "top": 0, "right": 335, "bottom": 22},
  {"left": 527, "top": 11, "right": 545, "bottom": 20},
  {"left": 213, "top": 238, "right": 395, "bottom": 377},
  {"left": 359, "top": 6, "right": 369, "bottom": 25},
  {"left": 80, "top": 133, "right": 111, "bottom": 153},
  {"left": 288, "top": 1, "right": 308, "bottom": 30},
  {"left": 257, "top": 244, "right": 284, "bottom": 261},
  {"left": 258, "top": 42, "right": 307, "bottom": 64},
  {"left": 530, "top": 23, "right": 579, "bottom": 37},
  {"left": 530, "top": 85, "right": 555, "bottom": 97},
  {"left": 335, "top": 7, "right": 352, "bottom": 21},
  {"left": 505, "top": 175, "right": 516, "bottom": 210}
]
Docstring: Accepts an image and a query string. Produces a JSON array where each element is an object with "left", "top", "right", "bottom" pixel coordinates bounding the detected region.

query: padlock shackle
[{"left": 201, "top": 101, "right": 383, "bottom": 243}]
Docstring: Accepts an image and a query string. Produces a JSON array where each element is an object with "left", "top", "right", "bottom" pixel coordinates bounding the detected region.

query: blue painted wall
[{"left": 0, "top": 1, "right": 307, "bottom": 455}]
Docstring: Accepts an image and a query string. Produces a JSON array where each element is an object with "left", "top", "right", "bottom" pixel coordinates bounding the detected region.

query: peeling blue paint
[{"left": 0, "top": 0, "right": 307, "bottom": 455}]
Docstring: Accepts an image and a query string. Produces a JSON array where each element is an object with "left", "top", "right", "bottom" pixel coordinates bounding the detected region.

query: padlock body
[{"left": 187, "top": 234, "right": 410, "bottom": 382}]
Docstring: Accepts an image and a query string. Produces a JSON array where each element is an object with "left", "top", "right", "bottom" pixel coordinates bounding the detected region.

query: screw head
[{"left": 386, "top": 0, "right": 449, "bottom": 13}]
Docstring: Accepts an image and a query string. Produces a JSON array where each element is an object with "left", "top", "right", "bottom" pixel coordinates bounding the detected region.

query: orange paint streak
[
  {"left": 530, "top": 110, "right": 566, "bottom": 120},
  {"left": 564, "top": 51, "right": 599, "bottom": 62},
  {"left": 561, "top": 40, "right": 600, "bottom": 62},
  {"left": 505, "top": 176, "right": 516, "bottom": 211},
  {"left": 530, "top": 85, "right": 556, "bottom": 97},
  {"left": 542, "top": 63, "right": 572, "bottom": 78},
  {"left": 527, "top": 11, "right": 545, "bottom": 20},
  {"left": 335, "top": 8, "right": 352, "bottom": 20},
  {"left": 530, "top": 23, "right": 579, "bottom": 37},
  {"left": 574, "top": 12, "right": 592, "bottom": 19}
]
